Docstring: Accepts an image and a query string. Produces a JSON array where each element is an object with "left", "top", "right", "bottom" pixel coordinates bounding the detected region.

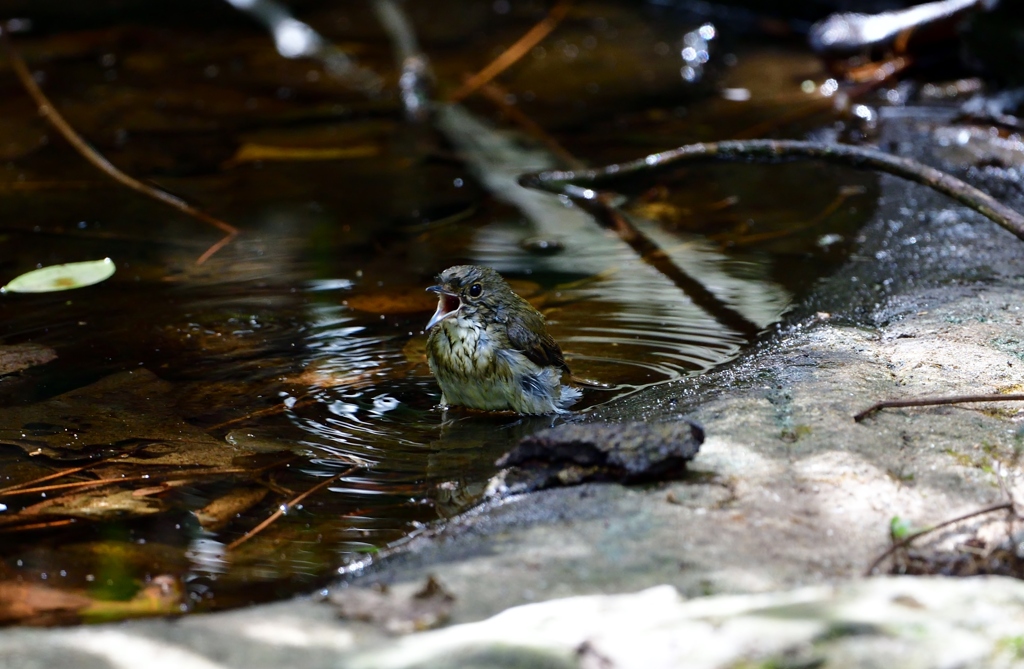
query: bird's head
[{"left": 425, "top": 265, "right": 511, "bottom": 329}]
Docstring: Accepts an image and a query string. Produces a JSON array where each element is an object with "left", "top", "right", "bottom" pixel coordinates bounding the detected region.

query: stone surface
[
  {"left": 4, "top": 576, "right": 1024, "bottom": 668},
  {"left": 345, "top": 576, "right": 1024, "bottom": 669}
]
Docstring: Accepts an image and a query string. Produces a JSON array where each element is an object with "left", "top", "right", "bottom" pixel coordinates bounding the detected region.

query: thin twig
[
  {"left": 0, "top": 519, "right": 77, "bottom": 533},
  {"left": 0, "top": 29, "right": 239, "bottom": 264},
  {"left": 208, "top": 394, "right": 319, "bottom": 431},
  {"left": 519, "top": 139, "right": 1024, "bottom": 242},
  {"left": 448, "top": 0, "right": 573, "bottom": 103},
  {"left": 0, "top": 468, "right": 253, "bottom": 498},
  {"left": 865, "top": 501, "right": 1015, "bottom": 576},
  {"left": 0, "top": 460, "right": 103, "bottom": 495},
  {"left": 226, "top": 466, "right": 356, "bottom": 550},
  {"left": 854, "top": 393, "right": 1024, "bottom": 422}
]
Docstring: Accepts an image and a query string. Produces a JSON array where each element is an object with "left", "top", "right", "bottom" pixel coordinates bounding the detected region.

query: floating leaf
[{"left": 2, "top": 258, "right": 115, "bottom": 293}]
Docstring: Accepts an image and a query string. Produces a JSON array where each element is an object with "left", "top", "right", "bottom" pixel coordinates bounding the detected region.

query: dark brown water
[{"left": 0, "top": 1, "right": 875, "bottom": 620}]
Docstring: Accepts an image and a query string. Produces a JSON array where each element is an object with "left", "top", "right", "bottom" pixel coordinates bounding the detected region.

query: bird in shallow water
[{"left": 425, "top": 265, "right": 581, "bottom": 415}]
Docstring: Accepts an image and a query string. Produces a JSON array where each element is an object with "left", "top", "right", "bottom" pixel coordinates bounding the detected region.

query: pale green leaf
[{"left": 2, "top": 258, "right": 116, "bottom": 294}]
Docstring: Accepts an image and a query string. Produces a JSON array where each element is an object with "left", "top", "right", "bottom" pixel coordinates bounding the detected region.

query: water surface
[{"left": 0, "top": 0, "right": 875, "bottom": 619}]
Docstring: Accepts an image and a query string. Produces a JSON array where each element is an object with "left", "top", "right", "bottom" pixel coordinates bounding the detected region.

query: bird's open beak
[{"left": 426, "top": 285, "right": 460, "bottom": 330}]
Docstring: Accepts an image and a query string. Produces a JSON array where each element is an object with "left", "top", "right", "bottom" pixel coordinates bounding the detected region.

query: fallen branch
[
  {"left": 519, "top": 139, "right": 1024, "bottom": 242},
  {"left": 0, "top": 28, "right": 239, "bottom": 264},
  {"left": 854, "top": 393, "right": 1024, "bottom": 422},
  {"left": 865, "top": 501, "right": 1016, "bottom": 576}
]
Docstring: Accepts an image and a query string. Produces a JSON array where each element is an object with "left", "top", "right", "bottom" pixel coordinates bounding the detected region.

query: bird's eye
[{"left": 468, "top": 283, "right": 483, "bottom": 298}]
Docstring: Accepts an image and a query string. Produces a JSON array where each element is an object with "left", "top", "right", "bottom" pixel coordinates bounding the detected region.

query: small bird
[{"left": 425, "top": 265, "right": 581, "bottom": 415}]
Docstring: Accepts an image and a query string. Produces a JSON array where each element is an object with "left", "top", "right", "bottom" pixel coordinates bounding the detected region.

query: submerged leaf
[
  {"left": 83, "top": 575, "right": 184, "bottom": 623},
  {"left": 0, "top": 368, "right": 244, "bottom": 466},
  {"left": 224, "top": 143, "right": 379, "bottom": 167},
  {"left": 19, "top": 488, "right": 167, "bottom": 521},
  {"left": 0, "top": 577, "right": 183, "bottom": 626},
  {"left": 0, "top": 343, "right": 57, "bottom": 375},
  {"left": 2, "top": 258, "right": 115, "bottom": 294},
  {"left": 0, "top": 582, "right": 93, "bottom": 626},
  {"left": 194, "top": 486, "right": 269, "bottom": 531}
]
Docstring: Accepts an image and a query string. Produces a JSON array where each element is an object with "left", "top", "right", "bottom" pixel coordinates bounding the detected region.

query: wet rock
[{"left": 490, "top": 421, "right": 703, "bottom": 494}]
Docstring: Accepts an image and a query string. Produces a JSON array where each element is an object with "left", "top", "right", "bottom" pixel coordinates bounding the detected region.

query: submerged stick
[
  {"left": 226, "top": 466, "right": 357, "bottom": 550},
  {"left": 448, "top": 0, "right": 573, "bottom": 103},
  {"left": 519, "top": 139, "right": 1024, "bottom": 242},
  {"left": 0, "top": 29, "right": 239, "bottom": 264},
  {"left": 854, "top": 393, "right": 1024, "bottom": 422}
]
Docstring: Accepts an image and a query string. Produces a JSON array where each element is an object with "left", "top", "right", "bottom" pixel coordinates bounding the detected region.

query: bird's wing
[{"left": 504, "top": 306, "right": 570, "bottom": 373}]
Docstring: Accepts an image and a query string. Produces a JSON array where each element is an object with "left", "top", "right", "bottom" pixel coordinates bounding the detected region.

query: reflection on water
[
  {"left": 275, "top": 218, "right": 791, "bottom": 574},
  {"left": 471, "top": 216, "right": 788, "bottom": 391}
]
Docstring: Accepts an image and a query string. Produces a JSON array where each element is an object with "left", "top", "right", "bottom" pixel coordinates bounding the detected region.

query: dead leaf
[
  {"left": 329, "top": 575, "right": 455, "bottom": 634},
  {"left": 83, "top": 574, "right": 183, "bottom": 623},
  {"left": 0, "top": 582, "right": 93, "bottom": 626},
  {"left": 0, "top": 343, "right": 57, "bottom": 376},
  {"left": 224, "top": 428, "right": 306, "bottom": 453},
  {"left": 194, "top": 486, "right": 269, "bottom": 531},
  {"left": 16, "top": 488, "right": 166, "bottom": 521}
]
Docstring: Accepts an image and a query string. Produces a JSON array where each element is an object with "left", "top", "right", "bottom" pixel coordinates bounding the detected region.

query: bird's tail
[{"left": 557, "top": 385, "right": 582, "bottom": 411}]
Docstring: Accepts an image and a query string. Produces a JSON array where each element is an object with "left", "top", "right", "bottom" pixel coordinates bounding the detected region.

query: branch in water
[
  {"left": 448, "top": 0, "right": 573, "bottom": 103},
  {"left": 519, "top": 139, "right": 1024, "bottom": 242},
  {"left": 0, "top": 28, "right": 239, "bottom": 264}
]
